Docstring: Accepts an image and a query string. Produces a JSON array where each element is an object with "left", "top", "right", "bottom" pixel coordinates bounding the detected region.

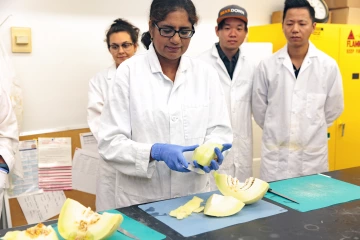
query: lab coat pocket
[
  {"left": 182, "top": 104, "right": 209, "bottom": 139},
  {"left": 235, "top": 80, "right": 252, "bottom": 102},
  {"left": 306, "top": 93, "right": 326, "bottom": 123}
]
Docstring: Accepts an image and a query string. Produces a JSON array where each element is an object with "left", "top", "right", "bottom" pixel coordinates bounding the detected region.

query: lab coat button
[{"left": 171, "top": 116, "right": 177, "bottom": 122}]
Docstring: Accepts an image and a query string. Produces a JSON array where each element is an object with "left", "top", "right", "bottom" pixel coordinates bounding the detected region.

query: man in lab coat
[
  {"left": 199, "top": 4, "right": 256, "bottom": 187},
  {"left": 0, "top": 84, "right": 18, "bottom": 216},
  {"left": 252, "top": 0, "right": 344, "bottom": 182}
]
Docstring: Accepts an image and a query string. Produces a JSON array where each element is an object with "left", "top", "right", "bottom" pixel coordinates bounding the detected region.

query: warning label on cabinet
[{"left": 346, "top": 30, "right": 360, "bottom": 54}]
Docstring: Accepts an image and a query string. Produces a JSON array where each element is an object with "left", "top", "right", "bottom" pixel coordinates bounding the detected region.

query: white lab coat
[
  {"left": 0, "top": 85, "right": 18, "bottom": 216},
  {"left": 252, "top": 42, "right": 344, "bottom": 182},
  {"left": 98, "top": 44, "right": 233, "bottom": 208},
  {"left": 198, "top": 44, "right": 256, "bottom": 188},
  {"left": 87, "top": 64, "right": 117, "bottom": 211}
]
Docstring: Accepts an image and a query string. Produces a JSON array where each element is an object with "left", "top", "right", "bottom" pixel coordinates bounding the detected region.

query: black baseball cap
[{"left": 217, "top": 4, "right": 248, "bottom": 24}]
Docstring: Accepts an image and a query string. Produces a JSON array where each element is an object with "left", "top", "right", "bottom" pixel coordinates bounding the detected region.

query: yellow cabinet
[{"left": 248, "top": 23, "right": 360, "bottom": 170}]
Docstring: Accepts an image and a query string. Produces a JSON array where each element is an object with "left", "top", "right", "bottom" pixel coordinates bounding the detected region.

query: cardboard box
[
  {"left": 331, "top": 7, "right": 360, "bottom": 24},
  {"left": 271, "top": 11, "right": 283, "bottom": 23},
  {"left": 271, "top": 11, "right": 332, "bottom": 24},
  {"left": 325, "top": 0, "right": 360, "bottom": 9}
]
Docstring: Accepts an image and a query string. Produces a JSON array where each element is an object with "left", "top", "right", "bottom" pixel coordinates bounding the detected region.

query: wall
[{"left": 0, "top": 0, "right": 285, "bottom": 158}]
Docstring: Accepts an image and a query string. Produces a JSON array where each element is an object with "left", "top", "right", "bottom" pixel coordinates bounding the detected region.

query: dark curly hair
[{"left": 106, "top": 18, "right": 140, "bottom": 49}]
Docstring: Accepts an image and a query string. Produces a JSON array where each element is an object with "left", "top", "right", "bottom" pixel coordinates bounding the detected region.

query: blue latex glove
[
  {"left": 193, "top": 143, "right": 232, "bottom": 173},
  {"left": 151, "top": 143, "right": 199, "bottom": 172}
]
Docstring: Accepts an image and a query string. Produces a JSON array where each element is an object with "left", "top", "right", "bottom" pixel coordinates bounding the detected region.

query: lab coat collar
[
  {"left": 278, "top": 41, "right": 318, "bottom": 77},
  {"left": 278, "top": 41, "right": 318, "bottom": 59},
  {"left": 148, "top": 43, "right": 191, "bottom": 74},
  {"left": 211, "top": 43, "right": 245, "bottom": 86}
]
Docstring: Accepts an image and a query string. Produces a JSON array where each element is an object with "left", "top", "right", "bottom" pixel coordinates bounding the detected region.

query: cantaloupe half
[
  {"left": 192, "top": 143, "right": 223, "bottom": 166},
  {"left": 204, "top": 194, "right": 244, "bottom": 217},
  {"left": 57, "top": 198, "right": 122, "bottom": 240},
  {"left": 214, "top": 171, "right": 269, "bottom": 204},
  {"left": 1, "top": 223, "right": 58, "bottom": 240}
]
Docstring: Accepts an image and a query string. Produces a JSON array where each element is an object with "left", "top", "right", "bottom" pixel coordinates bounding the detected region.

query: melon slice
[
  {"left": 214, "top": 171, "right": 269, "bottom": 204},
  {"left": 204, "top": 194, "right": 244, "bottom": 217},
  {"left": 192, "top": 143, "right": 223, "bottom": 166},
  {"left": 1, "top": 223, "right": 58, "bottom": 240},
  {"left": 57, "top": 198, "right": 122, "bottom": 240},
  {"left": 169, "top": 196, "right": 203, "bottom": 219}
]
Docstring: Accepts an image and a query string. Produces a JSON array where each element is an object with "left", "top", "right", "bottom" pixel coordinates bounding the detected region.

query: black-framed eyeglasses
[
  {"left": 109, "top": 42, "right": 134, "bottom": 51},
  {"left": 154, "top": 23, "right": 195, "bottom": 39}
]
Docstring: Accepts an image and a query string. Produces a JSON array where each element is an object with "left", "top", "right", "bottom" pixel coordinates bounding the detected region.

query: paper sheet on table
[
  {"left": 38, "top": 138, "right": 72, "bottom": 167},
  {"left": 139, "top": 191, "right": 287, "bottom": 237},
  {"left": 17, "top": 191, "right": 66, "bottom": 224},
  {"left": 72, "top": 148, "right": 99, "bottom": 194},
  {"left": 7, "top": 140, "right": 40, "bottom": 198},
  {"left": 79, "top": 132, "right": 98, "bottom": 153}
]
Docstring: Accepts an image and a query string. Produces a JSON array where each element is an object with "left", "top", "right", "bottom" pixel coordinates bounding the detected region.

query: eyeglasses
[
  {"left": 109, "top": 42, "right": 134, "bottom": 51},
  {"left": 154, "top": 23, "right": 195, "bottom": 39}
]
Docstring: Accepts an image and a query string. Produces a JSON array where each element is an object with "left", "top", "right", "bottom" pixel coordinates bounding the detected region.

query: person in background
[
  {"left": 98, "top": 0, "right": 232, "bottom": 208},
  {"left": 87, "top": 18, "right": 139, "bottom": 211},
  {"left": 252, "top": 0, "right": 344, "bottom": 182},
  {"left": 0, "top": 84, "right": 18, "bottom": 216},
  {"left": 199, "top": 4, "right": 256, "bottom": 189}
]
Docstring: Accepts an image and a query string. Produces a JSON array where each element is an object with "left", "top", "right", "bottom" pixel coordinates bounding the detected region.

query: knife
[
  {"left": 117, "top": 226, "right": 140, "bottom": 240},
  {"left": 183, "top": 164, "right": 205, "bottom": 174},
  {"left": 268, "top": 188, "right": 299, "bottom": 204}
]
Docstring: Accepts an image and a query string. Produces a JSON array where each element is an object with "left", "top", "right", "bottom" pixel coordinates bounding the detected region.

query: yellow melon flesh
[
  {"left": 204, "top": 194, "right": 244, "bottom": 217},
  {"left": 57, "top": 198, "right": 123, "bottom": 240},
  {"left": 214, "top": 171, "right": 269, "bottom": 204},
  {"left": 169, "top": 196, "right": 204, "bottom": 219},
  {"left": 192, "top": 143, "right": 223, "bottom": 166},
  {"left": 1, "top": 223, "right": 58, "bottom": 240}
]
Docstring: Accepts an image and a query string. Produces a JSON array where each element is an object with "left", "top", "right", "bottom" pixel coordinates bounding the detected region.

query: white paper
[
  {"left": 72, "top": 148, "right": 99, "bottom": 194},
  {"left": 17, "top": 191, "right": 66, "bottom": 224},
  {"left": 7, "top": 140, "right": 40, "bottom": 198},
  {"left": 38, "top": 138, "right": 72, "bottom": 167},
  {"left": 79, "top": 132, "right": 98, "bottom": 153}
]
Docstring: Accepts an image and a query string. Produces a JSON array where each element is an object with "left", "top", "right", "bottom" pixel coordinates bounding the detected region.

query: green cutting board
[
  {"left": 52, "top": 209, "right": 166, "bottom": 240},
  {"left": 265, "top": 174, "right": 360, "bottom": 212}
]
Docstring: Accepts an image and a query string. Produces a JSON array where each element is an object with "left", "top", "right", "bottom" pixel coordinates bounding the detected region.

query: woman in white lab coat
[
  {"left": 0, "top": 84, "right": 18, "bottom": 216},
  {"left": 98, "top": 0, "right": 233, "bottom": 208},
  {"left": 87, "top": 19, "right": 139, "bottom": 211},
  {"left": 252, "top": 0, "right": 344, "bottom": 182}
]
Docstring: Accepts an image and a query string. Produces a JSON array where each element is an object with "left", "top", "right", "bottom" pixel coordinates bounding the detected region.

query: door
[{"left": 335, "top": 25, "right": 360, "bottom": 170}]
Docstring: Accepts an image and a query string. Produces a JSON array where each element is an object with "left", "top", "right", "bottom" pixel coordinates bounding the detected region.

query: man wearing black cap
[{"left": 199, "top": 4, "right": 256, "bottom": 189}]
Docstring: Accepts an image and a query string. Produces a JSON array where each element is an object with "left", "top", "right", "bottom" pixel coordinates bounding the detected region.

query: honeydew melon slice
[
  {"left": 169, "top": 196, "right": 204, "bottom": 219},
  {"left": 58, "top": 198, "right": 122, "bottom": 240},
  {"left": 192, "top": 143, "right": 223, "bottom": 166},
  {"left": 204, "top": 194, "right": 244, "bottom": 217},
  {"left": 214, "top": 171, "right": 269, "bottom": 204},
  {"left": 1, "top": 223, "right": 58, "bottom": 240}
]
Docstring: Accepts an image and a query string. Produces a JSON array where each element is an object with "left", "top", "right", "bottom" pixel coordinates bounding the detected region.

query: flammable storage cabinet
[{"left": 248, "top": 23, "right": 360, "bottom": 170}]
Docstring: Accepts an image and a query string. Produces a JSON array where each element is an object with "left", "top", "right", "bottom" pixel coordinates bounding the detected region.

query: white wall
[{"left": 0, "top": 0, "right": 285, "bottom": 157}]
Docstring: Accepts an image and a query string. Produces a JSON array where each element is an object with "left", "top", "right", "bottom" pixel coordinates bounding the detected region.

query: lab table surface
[{"left": 1, "top": 167, "right": 359, "bottom": 240}]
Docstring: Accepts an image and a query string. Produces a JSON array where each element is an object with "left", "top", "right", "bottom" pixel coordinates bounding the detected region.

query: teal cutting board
[
  {"left": 52, "top": 209, "right": 166, "bottom": 240},
  {"left": 265, "top": 174, "right": 360, "bottom": 212}
]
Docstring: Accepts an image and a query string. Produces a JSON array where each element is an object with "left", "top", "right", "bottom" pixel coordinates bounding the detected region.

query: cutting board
[
  {"left": 265, "top": 174, "right": 360, "bottom": 212},
  {"left": 138, "top": 190, "right": 287, "bottom": 237},
  {"left": 52, "top": 209, "right": 166, "bottom": 240}
]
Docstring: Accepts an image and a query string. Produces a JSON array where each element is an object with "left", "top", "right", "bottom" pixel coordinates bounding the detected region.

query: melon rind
[{"left": 192, "top": 143, "right": 223, "bottom": 166}]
